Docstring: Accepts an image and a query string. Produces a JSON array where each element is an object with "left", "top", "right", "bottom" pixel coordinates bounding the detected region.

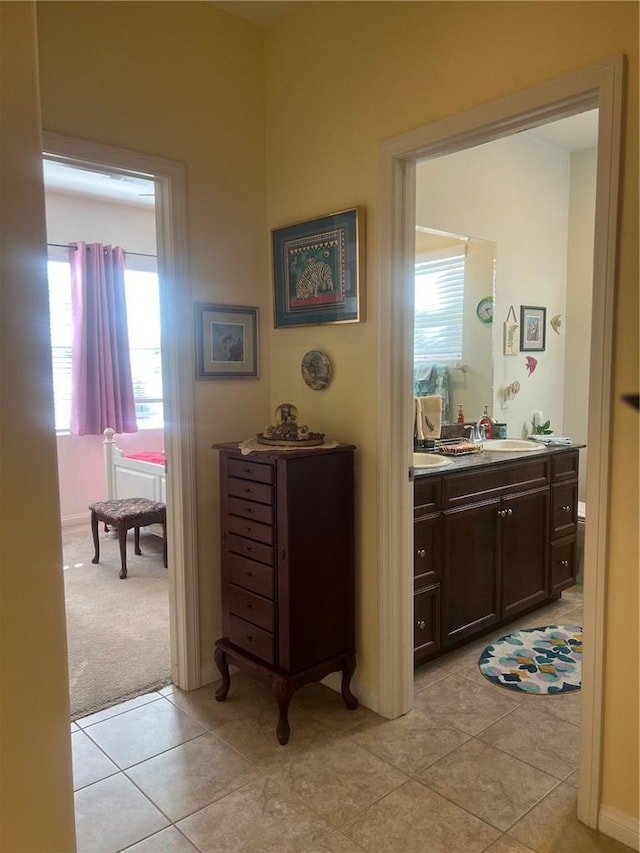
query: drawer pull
[
  {"left": 561, "top": 559, "right": 569, "bottom": 567},
  {"left": 245, "top": 526, "right": 253, "bottom": 532},
  {"left": 244, "top": 487, "right": 254, "bottom": 494},
  {"left": 245, "top": 507, "right": 254, "bottom": 514},
  {"left": 246, "top": 603, "right": 253, "bottom": 609},
  {"left": 498, "top": 509, "right": 506, "bottom": 518},
  {"left": 246, "top": 634, "right": 254, "bottom": 642},
  {"left": 417, "top": 549, "right": 426, "bottom": 558},
  {"left": 245, "top": 570, "right": 253, "bottom": 578},
  {"left": 243, "top": 467, "right": 254, "bottom": 474},
  {"left": 244, "top": 545, "right": 253, "bottom": 552},
  {"left": 506, "top": 508, "right": 513, "bottom": 517},
  {"left": 561, "top": 505, "right": 572, "bottom": 513},
  {"left": 417, "top": 620, "right": 426, "bottom": 630}
]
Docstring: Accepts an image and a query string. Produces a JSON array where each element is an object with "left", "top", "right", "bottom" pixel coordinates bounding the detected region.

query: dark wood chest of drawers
[{"left": 212, "top": 443, "right": 357, "bottom": 743}]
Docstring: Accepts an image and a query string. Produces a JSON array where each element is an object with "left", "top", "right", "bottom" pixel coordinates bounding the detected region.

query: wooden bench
[{"left": 89, "top": 498, "right": 167, "bottom": 579}]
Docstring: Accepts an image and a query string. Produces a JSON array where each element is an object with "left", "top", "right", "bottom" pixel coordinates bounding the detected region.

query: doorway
[
  {"left": 42, "top": 133, "right": 201, "bottom": 698},
  {"left": 377, "top": 56, "right": 623, "bottom": 829}
]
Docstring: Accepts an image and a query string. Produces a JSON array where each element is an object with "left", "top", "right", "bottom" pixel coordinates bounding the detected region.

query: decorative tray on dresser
[{"left": 211, "top": 441, "right": 357, "bottom": 744}]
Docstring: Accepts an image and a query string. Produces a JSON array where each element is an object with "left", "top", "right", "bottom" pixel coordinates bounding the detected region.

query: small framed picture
[
  {"left": 272, "top": 207, "right": 364, "bottom": 328},
  {"left": 195, "top": 303, "right": 259, "bottom": 379},
  {"left": 520, "top": 305, "right": 547, "bottom": 352}
]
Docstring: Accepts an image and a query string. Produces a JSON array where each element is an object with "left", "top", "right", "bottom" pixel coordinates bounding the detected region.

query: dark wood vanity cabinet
[
  {"left": 213, "top": 443, "right": 357, "bottom": 744},
  {"left": 414, "top": 448, "right": 579, "bottom": 663}
]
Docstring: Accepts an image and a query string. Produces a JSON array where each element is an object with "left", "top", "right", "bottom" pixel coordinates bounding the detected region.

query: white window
[
  {"left": 414, "top": 249, "right": 465, "bottom": 364},
  {"left": 47, "top": 249, "right": 163, "bottom": 432}
]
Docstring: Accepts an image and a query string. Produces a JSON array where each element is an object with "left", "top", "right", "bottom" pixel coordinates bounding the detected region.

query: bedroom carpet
[{"left": 62, "top": 523, "right": 171, "bottom": 720}]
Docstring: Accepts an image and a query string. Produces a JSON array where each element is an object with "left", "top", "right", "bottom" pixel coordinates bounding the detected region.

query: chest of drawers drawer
[
  {"left": 227, "top": 552, "right": 275, "bottom": 598},
  {"left": 226, "top": 514, "right": 274, "bottom": 545},
  {"left": 227, "top": 613, "right": 275, "bottom": 664},
  {"left": 227, "top": 532, "right": 274, "bottom": 566},
  {"left": 227, "top": 476, "right": 273, "bottom": 505},
  {"left": 228, "top": 583, "right": 275, "bottom": 632},
  {"left": 227, "top": 458, "right": 274, "bottom": 484},
  {"left": 228, "top": 496, "right": 274, "bottom": 525}
]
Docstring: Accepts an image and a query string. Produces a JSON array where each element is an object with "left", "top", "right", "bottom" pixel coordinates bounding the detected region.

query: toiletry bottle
[
  {"left": 457, "top": 405, "right": 465, "bottom": 424},
  {"left": 478, "top": 405, "right": 495, "bottom": 439}
]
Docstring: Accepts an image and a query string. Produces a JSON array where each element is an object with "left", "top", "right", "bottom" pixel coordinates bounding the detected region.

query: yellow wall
[
  {"left": 0, "top": 4, "right": 76, "bottom": 850},
  {"left": 264, "top": 0, "right": 638, "bottom": 819},
  {"left": 36, "top": 0, "right": 272, "bottom": 672}
]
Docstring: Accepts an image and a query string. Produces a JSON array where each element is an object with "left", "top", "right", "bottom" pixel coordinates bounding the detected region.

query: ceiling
[{"left": 42, "top": 110, "right": 598, "bottom": 207}]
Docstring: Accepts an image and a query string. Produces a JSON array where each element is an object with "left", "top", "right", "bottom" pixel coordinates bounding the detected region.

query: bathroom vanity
[{"left": 413, "top": 445, "right": 580, "bottom": 665}]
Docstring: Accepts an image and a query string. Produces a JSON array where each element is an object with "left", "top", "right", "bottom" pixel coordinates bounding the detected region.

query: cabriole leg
[
  {"left": 341, "top": 652, "right": 358, "bottom": 710},
  {"left": 214, "top": 646, "right": 231, "bottom": 701},
  {"left": 272, "top": 677, "right": 293, "bottom": 745}
]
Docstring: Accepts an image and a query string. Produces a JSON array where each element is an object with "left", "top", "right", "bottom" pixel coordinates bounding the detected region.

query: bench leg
[
  {"left": 117, "top": 523, "right": 128, "bottom": 579},
  {"left": 162, "top": 517, "right": 168, "bottom": 568},
  {"left": 91, "top": 511, "right": 100, "bottom": 564},
  {"left": 134, "top": 526, "right": 142, "bottom": 556}
]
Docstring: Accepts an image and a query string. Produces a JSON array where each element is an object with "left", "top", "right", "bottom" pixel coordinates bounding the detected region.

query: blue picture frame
[{"left": 272, "top": 207, "right": 364, "bottom": 328}]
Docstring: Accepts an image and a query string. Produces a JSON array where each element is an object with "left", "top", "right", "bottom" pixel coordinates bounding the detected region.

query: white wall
[
  {"left": 416, "top": 132, "right": 571, "bottom": 436},
  {"left": 564, "top": 148, "right": 597, "bottom": 503},
  {"left": 45, "top": 190, "right": 163, "bottom": 524}
]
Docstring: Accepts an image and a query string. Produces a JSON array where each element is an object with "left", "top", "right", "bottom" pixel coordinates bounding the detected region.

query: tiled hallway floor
[{"left": 72, "top": 586, "right": 632, "bottom": 852}]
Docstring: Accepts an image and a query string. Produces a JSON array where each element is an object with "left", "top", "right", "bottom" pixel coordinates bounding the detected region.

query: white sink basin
[
  {"left": 413, "top": 452, "right": 454, "bottom": 468},
  {"left": 482, "top": 439, "right": 543, "bottom": 452}
]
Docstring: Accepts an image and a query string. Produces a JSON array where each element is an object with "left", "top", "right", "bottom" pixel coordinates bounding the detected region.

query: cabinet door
[
  {"left": 442, "top": 499, "right": 500, "bottom": 647},
  {"left": 501, "top": 488, "right": 549, "bottom": 620},
  {"left": 551, "top": 482, "right": 578, "bottom": 538},
  {"left": 550, "top": 535, "right": 577, "bottom": 595},
  {"left": 414, "top": 584, "right": 440, "bottom": 665},
  {"left": 414, "top": 513, "right": 441, "bottom": 590}
]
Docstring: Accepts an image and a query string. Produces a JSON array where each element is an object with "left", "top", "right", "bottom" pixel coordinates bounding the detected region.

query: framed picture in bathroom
[
  {"left": 520, "top": 305, "right": 546, "bottom": 352},
  {"left": 272, "top": 207, "right": 364, "bottom": 328}
]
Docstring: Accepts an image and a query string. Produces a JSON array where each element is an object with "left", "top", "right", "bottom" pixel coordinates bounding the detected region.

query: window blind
[{"left": 414, "top": 248, "right": 466, "bottom": 363}]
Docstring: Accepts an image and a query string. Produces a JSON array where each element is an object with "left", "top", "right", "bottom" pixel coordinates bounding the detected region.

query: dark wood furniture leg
[
  {"left": 162, "top": 516, "right": 168, "bottom": 568},
  {"left": 134, "top": 526, "right": 142, "bottom": 556},
  {"left": 117, "top": 523, "right": 128, "bottom": 579},
  {"left": 91, "top": 510, "right": 100, "bottom": 564},
  {"left": 272, "top": 676, "right": 294, "bottom": 745},
  {"left": 341, "top": 651, "right": 358, "bottom": 710},
  {"left": 214, "top": 646, "right": 231, "bottom": 701}
]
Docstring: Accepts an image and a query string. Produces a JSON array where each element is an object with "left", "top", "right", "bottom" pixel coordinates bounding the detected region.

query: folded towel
[
  {"left": 530, "top": 435, "right": 572, "bottom": 445},
  {"left": 417, "top": 395, "right": 442, "bottom": 439}
]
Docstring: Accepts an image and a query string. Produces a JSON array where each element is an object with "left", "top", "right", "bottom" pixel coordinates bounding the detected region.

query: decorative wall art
[
  {"left": 520, "top": 305, "right": 546, "bottom": 352},
  {"left": 195, "top": 303, "right": 259, "bottom": 379},
  {"left": 272, "top": 208, "right": 364, "bottom": 328},
  {"left": 550, "top": 314, "right": 562, "bottom": 334},
  {"left": 301, "top": 350, "right": 332, "bottom": 390},
  {"left": 503, "top": 305, "right": 519, "bottom": 355},
  {"left": 476, "top": 296, "right": 493, "bottom": 324}
]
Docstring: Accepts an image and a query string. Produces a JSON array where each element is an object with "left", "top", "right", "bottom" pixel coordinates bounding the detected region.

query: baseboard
[
  {"left": 599, "top": 805, "right": 639, "bottom": 850},
  {"left": 61, "top": 513, "right": 90, "bottom": 527}
]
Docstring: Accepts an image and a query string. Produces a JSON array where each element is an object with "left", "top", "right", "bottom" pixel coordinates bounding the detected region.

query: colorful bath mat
[{"left": 478, "top": 625, "right": 582, "bottom": 694}]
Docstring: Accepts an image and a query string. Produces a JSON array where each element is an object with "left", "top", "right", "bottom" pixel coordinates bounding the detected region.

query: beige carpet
[{"left": 62, "top": 523, "right": 171, "bottom": 720}]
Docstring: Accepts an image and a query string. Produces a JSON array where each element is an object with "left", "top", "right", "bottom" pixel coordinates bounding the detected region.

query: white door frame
[
  {"left": 377, "top": 56, "right": 623, "bottom": 829},
  {"left": 43, "top": 132, "right": 201, "bottom": 691}
]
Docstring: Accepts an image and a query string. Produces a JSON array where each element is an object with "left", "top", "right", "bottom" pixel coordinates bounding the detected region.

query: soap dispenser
[
  {"left": 478, "top": 405, "right": 495, "bottom": 440},
  {"left": 456, "top": 405, "right": 465, "bottom": 424}
]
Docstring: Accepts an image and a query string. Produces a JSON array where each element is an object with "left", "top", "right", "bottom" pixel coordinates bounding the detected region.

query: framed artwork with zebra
[{"left": 272, "top": 207, "right": 364, "bottom": 327}]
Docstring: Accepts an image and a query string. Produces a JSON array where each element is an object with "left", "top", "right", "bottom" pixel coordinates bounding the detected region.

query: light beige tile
[
  {"left": 74, "top": 774, "right": 169, "bottom": 853},
  {"left": 561, "top": 606, "right": 583, "bottom": 625},
  {"left": 485, "top": 837, "right": 536, "bottom": 853},
  {"left": 565, "top": 768, "right": 581, "bottom": 788},
  {"left": 294, "top": 682, "right": 375, "bottom": 733},
  {"left": 508, "top": 783, "right": 633, "bottom": 852},
  {"left": 76, "top": 692, "right": 164, "bottom": 728},
  {"left": 84, "top": 697, "right": 206, "bottom": 769},
  {"left": 177, "top": 776, "right": 331, "bottom": 852},
  {"left": 126, "top": 731, "right": 262, "bottom": 821},
  {"left": 71, "top": 729, "right": 119, "bottom": 791},
  {"left": 413, "top": 658, "right": 452, "bottom": 691},
  {"left": 166, "top": 674, "right": 275, "bottom": 730},
  {"left": 158, "top": 682, "right": 179, "bottom": 696},
  {"left": 302, "top": 829, "right": 366, "bottom": 852},
  {"left": 343, "top": 779, "right": 500, "bottom": 852},
  {"left": 348, "top": 708, "right": 470, "bottom": 774},
  {"left": 268, "top": 739, "right": 407, "bottom": 828},
  {"left": 529, "top": 689, "right": 582, "bottom": 727},
  {"left": 123, "top": 826, "right": 199, "bottom": 852},
  {"left": 413, "top": 671, "right": 523, "bottom": 735},
  {"left": 417, "top": 738, "right": 559, "bottom": 831},
  {"left": 213, "top": 704, "right": 334, "bottom": 774},
  {"left": 478, "top": 703, "right": 580, "bottom": 779}
]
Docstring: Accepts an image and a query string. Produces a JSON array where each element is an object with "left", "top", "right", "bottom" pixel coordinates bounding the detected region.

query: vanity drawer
[
  {"left": 414, "top": 477, "right": 441, "bottom": 516},
  {"left": 227, "top": 552, "right": 275, "bottom": 599},
  {"left": 227, "top": 476, "right": 274, "bottom": 505},
  {"left": 227, "top": 613, "right": 275, "bottom": 665},
  {"left": 414, "top": 583, "right": 440, "bottom": 664},
  {"left": 414, "top": 514, "right": 441, "bottom": 589},
  {"left": 227, "top": 514, "right": 274, "bottom": 545},
  {"left": 551, "top": 482, "right": 577, "bottom": 538},
  {"left": 227, "top": 457, "right": 274, "bottom": 484},
  {"left": 442, "top": 459, "right": 549, "bottom": 508},
  {"left": 227, "top": 533, "right": 274, "bottom": 566},
  {"left": 551, "top": 450, "right": 579, "bottom": 482},
  {"left": 228, "top": 496, "right": 274, "bottom": 526},
  {"left": 550, "top": 535, "right": 577, "bottom": 594},
  {"left": 227, "top": 583, "right": 275, "bottom": 632}
]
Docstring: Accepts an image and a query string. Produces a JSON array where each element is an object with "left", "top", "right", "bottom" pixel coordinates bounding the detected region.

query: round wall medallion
[{"left": 301, "top": 350, "right": 331, "bottom": 391}]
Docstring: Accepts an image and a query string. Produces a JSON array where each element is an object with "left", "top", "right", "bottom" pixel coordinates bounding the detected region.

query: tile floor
[{"left": 72, "top": 586, "right": 632, "bottom": 852}]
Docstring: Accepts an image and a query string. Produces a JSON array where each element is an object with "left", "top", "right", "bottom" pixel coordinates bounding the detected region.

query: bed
[{"left": 103, "top": 427, "right": 166, "bottom": 536}]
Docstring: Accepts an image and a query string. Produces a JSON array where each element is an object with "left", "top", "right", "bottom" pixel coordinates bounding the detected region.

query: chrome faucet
[{"left": 464, "top": 423, "right": 486, "bottom": 443}]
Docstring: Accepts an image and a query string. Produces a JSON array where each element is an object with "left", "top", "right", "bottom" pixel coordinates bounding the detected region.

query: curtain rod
[{"left": 47, "top": 242, "right": 156, "bottom": 259}]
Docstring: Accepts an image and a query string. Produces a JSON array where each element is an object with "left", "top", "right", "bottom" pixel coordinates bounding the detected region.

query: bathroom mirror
[{"left": 414, "top": 226, "right": 495, "bottom": 424}]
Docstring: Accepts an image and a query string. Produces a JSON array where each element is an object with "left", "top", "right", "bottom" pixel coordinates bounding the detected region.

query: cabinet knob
[
  {"left": 506, "top": 508, "right": 513, "bottom": 517},
  {"left": 498, "top": 509, "right": 506, "bottom": 518},
  {"left": 417, "top": 620, "right": 426, "bottom": 630},
  {"left": 561, "top": 505, "right": 572, "bottom": 513},
  {"left": 561, "top": 559, "right": 569, "bottom": 567},
  {"left": 417, "top": 549, "right": 426, "bottom": 558}
]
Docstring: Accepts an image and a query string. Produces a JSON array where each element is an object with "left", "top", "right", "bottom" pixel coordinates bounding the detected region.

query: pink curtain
[{"left": 70, "top": 242, "right": 138, "bottom": 436}]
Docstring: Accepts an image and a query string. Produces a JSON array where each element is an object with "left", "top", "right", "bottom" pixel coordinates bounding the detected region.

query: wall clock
[{"left": 476, "top": 296, "right": 494, "bottom": 324}]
